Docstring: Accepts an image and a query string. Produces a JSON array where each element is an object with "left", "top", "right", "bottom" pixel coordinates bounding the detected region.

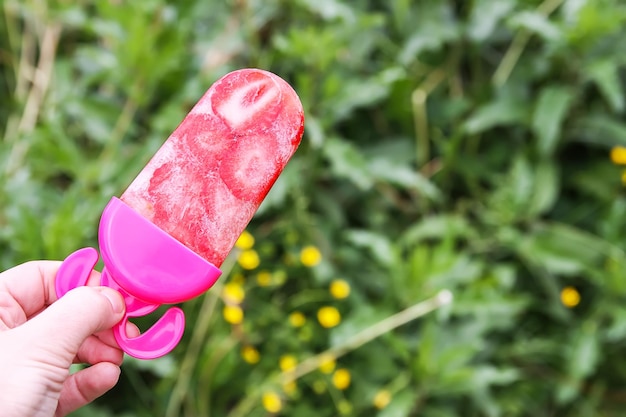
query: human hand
[{"left": 0, "top": 260, "right": 128, "bottom": 417}]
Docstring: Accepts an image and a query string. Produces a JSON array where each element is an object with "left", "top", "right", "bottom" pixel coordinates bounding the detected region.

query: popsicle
[{"left": 55, "top": 68, "right": 304, "bottom": 359}]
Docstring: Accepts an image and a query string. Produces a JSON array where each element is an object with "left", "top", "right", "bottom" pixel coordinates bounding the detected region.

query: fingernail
[{"left": 98, "top": 288, "right": 125, "bottom": 314}]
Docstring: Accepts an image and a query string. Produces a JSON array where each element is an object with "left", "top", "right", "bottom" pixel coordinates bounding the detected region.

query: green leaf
[
  {"left": 297, "top": 0, "right": 356, "bottom": 22},
  {"left": 557, "top": 322, "right": 600, "bottom": 404},
  {"left": 467, "top": 0, "right": 515, "bottom": 42},
  {"left": 528, "top": 159, "right": 560, "bottom": 216},
  {"left": 515, "top": 223, "right": 610, "bottom": 275},
  {"left": 532, "top": 86, "right": 574, "bottom": 156},
  {"left": 401, "top": 214, "right": 477, "bottom": 244},
  {"left": 508, "top": 11, "right": 561, "bottom": 40},
  {"left": 397, "top": 3, "right": 460, "bottom": 65},
  {"left": 586, "top": 59, "right": 625, "bottom": 113},
  {"left": 368, "top": 158, "right": 441, "bottom": 201},
  {"left": 304, "top": 116, "right": 325, "bottom": 148},
  {"left": 322, "top": 137, "right": 373, "bottom": 190},
  {"left": 377, "top": 390, "right": 418, "bottom": 417},
  {"left": 345, "top": 229, "right": 395, "bottom": 267},
  {"left": 331, "top": 68, "right": 404, "bottom": 122},
  {"left": 463, "top": 99, "right": 529, "bottom": 134},
  {"left": 572, "top": 114, "right": 626, "bottom": 146}
]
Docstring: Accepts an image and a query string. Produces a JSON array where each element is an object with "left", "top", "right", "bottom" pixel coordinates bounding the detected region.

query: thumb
[{"left": 19, "top": 286, "right": 125, "bottom": 363}]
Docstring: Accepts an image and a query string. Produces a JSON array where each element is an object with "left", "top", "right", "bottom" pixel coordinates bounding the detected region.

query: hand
[{"left": 0, "top": 260, "right": 127, "bottom": 417}]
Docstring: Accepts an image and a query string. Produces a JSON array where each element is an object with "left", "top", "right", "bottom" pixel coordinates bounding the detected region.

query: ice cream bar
[
  {"left": 121, "top": 68, "right": 304, "bottom": 267},
  {"left": 55, "top": 68, "right": 304, "bottom": 359}
]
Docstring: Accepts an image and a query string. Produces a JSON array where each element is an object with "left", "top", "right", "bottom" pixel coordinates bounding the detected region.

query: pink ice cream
[{"left": 120, "top": 69, "right": 304, "bottom": 267}]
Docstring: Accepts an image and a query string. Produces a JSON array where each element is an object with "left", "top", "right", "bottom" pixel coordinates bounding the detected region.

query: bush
[{"left": 2, "top": 0, "right": 626, "bottom": 416}]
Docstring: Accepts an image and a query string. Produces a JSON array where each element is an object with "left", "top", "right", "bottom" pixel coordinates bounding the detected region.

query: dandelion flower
[
  {"left": 235, "top": 230, "right": 255, "bottom": 250},
  {"left": 238, "top": 249, "right": 260, "bottom": 270},
  {"left": 611, "top": 146, "right": 626, "bottom": 165},
  {"left": 373, "top": 389, "right": 392, "bottom": 409},
  {"left": 282, "top": 381, "right": 297, "bottom": 395},
  {"left": 222, "top": 282, "right": 245, "bottom": 304},
  {"left": 300, "top": 245, "right": 322, "bottom": 267},
  {"left": 223, "top": 305, "right": 244, "bottom": 324},
  {"left": 288, "top": 311, "right": 306, "bottom": 327},
  {"left": 262, "top": 391, "right": 282, "bottom": 413},
  {"left": 317, "top": 306, "right": 341, "bottom": 328},
  {"left": 318, "top": 355, "right": 336, "bottom": 374},
  {"left": 332, "top": 368, "right": 351, "bottom": 390},
  {"left": 279, "top": 355, "right": 298, "bottom": 372},
  {"left": 561, "top": 286, "right": 581, "bottom": 308},
  {"left": 330, "top": 279, "right": 350, "bottom": 299},
  {"left": 257, "top": 270, "right": 273, "bottom": 286},
  {"left": 241, "top": 346, "right": 260, "bottom": 364}
]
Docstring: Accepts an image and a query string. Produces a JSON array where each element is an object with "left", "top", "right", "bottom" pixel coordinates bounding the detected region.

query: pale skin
[{"left": 0, "top": 261, "right": 133, "bottom": 417}]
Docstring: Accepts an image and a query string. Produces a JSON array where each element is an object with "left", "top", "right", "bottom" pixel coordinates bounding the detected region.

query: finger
[
  {"left": 56, "top": 362, "right": 121, "bottom": 417},
  {"left": 0, "top": 290, "right": 27, "bottom": 330},
  {"left": 74, "top": 335, "right": 124, "bottom": 366},
  {"left": 95, "top": 321, "right": 141, "bottom": 349},
  {"left": 18, "top": 286, "right": 125, "bottom": 366},
  {"left": 73, "top": 320, "right": 142, "bottom": 366},
  {"left": 0, "top": 261, "right": 101, "bottom": 319}
]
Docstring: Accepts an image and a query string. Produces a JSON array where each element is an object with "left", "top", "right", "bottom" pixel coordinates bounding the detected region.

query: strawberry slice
[
  {"left": 210, "top": 70, "right": 282, "bottom": 131},
  {"left": 219, "top": 133, "right": 281, "bottom": 202}
]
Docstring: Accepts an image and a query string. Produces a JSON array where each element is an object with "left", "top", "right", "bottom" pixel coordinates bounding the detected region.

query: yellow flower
[
  {"left": 238, "top": 249, "right": 260, "bottom": 270},
  {"left": 373, "top": 389, "right": 392, "bottom": 409},
  {"left": 611, "top": 146, "right": 626, "bottom": 165},
  {"left": 282, "top": 381, "right": 297, "bottom": 395},
  {"left": 338, "top": 400, "right": 353, "bottom": 415},
  {"left": 318, "top": 355, "right": 336, "bottom": 374},
  {"left": 330, "top": 279, "right": 351, "bottom": 299},
  {"left": 257, "top": 270, "right": 273, "bottom": 286},
  {"left": 332, "top": 368, "right": 351, "bottom": 390},
  {"left": 223, "top": 305, "right": 244, "bottom": 324},
  {"left": 222, "top": 282, "right": 245, "bottom": 304},
  {"left": 561, "top": 286, "right": 581, "bottom": 308},
  {"left": 279, "top": 355, "right": 298, "bottom": 372},
  {"left": 300, "top": 245, "right": 322, "bottom": 267},
  {"left": 288, "top": 311, "right": 306, "bottom": 327},
  {"left": 241, "top": 346, "right": 260, "bottom": 364},
  {"left": 235, "top": 230, "right": 255, "bottom": 250},
  {"left": 262, "top": 391, "right": 282, "bottom": 414},
  {"left": 317, "top": 306, "right": 341, "bottom": 328}
]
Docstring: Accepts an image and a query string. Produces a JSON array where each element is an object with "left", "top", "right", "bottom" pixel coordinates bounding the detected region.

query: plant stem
[
  {"left": 165, "top": 252, "right": 238, "bottom": 417},
  {"left": 281, "top": 289, "right": 453, "bottom": 384},
  {"left": 5, "top": 11, "right": 61, "bottom": 174},
  {"left": 226, "top": 289, "right": 453, "bottom": 417},
  {"left": 412, "top": 68, "right": 446, "bottom": 170},
  {"left": 492, "top": 0, "right": 565, "bottom": 87}
]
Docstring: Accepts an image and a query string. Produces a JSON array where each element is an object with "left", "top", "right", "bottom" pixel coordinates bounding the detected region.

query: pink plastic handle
[
  {"left": 98, "top": 198, "right": 222, "bottom": 305},
  {"left": 114, "top": 307, "right": 185, "bottom": 359},
  {"left": 55, "top": 197, "right": 222, "bottom": 359},
  {"left": 56, "top": 247, "right": 100, "bottom": 297}
]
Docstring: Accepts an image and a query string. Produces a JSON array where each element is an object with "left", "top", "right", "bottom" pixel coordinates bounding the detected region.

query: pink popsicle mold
[
  {"left": 56, "top": 197, "right": 222, "bottom": 359},
  {"left": 54, "top": 68, "right": 304, "bottom": 359}
]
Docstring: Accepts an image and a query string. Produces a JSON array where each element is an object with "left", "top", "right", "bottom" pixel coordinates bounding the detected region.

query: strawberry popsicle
[
  {"left": 55, "top": 68, "right": 304, "bottom": 359},
  {"left": 121, "top": 69, "right": 304, "bottom": 267}
]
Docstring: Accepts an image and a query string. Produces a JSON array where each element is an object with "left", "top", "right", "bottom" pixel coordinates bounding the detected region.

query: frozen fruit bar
[{"left": 120, "top": 69, "right": 304, "bottom": 267}]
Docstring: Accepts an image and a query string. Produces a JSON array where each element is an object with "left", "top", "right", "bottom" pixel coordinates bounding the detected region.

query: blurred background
[{"left": 2, "top": 0, "right": 626, "bottom": 416}]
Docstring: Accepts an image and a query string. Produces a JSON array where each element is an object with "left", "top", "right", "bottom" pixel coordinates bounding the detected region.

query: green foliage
[{"left": 2, "top": 0, "right": 626, "bottom": 415}]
